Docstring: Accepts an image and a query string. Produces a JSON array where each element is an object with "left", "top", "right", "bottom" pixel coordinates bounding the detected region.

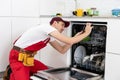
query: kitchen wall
[
  {"left": 0, "top": 0, "right": 40, "bottom": 72},
  {"left": 40, "top": 0, "right": 120, "bottom": 16}
]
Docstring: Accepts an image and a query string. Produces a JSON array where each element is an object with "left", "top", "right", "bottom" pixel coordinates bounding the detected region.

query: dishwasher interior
[
  {"left": 70, "top": 21, "right": 107, "bottom": 80},
  {"left": 31, "top": 21, "right": 107, "bottom": 80}
]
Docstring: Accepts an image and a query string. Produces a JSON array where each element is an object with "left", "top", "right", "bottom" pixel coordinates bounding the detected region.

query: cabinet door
[
  {"left": 40, "top": 0, "right": 75, "bottom": 16},
  {"left": 40, "top": 0, "right": 65, "bottom": 15},
  {"left": 105, "top": 53, "right": 120, "bottom": 80},
  {"left": 11, "top": 18, "right": 40, "bottom": 60},
  {"left": 12, "top": 0, "right": 40, "bottom": 17},
  {"left": 0, "top": 18, "right": 11, "bottom": 72},
  {"left": 0, "top": 0, "right": 11, "bottom": 16},
  {"left": 106, "top": 19, "right": 120, "bottom": 54}
]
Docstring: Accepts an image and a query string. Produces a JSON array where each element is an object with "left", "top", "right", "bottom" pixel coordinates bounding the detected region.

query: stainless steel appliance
[{"left": 31, "top": 21, "right": 107, "bottom": 80}]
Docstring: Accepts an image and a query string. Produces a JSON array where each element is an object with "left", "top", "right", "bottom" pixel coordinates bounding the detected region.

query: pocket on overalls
[
  {"left": 23, "top": 54, "right": 34, "bottom": 66},
  {"left": 26, "top": 56, "right": 34, "bottom": 66},
  {"left": 18, "top": 52, "right": 24, "bottom": 61}
]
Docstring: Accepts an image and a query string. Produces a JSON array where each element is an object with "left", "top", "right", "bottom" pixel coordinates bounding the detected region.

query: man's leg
[
  {"left": 30, "top": 59, "right": 48, "bottom": 74},
  {"left": 10, "top": 62, "right": 30, "bottom": 80}
]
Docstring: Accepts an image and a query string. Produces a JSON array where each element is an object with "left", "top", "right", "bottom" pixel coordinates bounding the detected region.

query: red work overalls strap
[
  {"left": 13, "top": 36, "right": 21, "bottom": 44},
  {"left": 24, "top": 37, "right": 50, "bottom": 52},
  {"left": 43, "top": 37, "right": 50, "bottom": 44}
]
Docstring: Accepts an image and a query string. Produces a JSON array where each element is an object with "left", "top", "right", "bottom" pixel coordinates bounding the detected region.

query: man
[{"left": 5, "top": 17, "right": 93, "bottom": 80}]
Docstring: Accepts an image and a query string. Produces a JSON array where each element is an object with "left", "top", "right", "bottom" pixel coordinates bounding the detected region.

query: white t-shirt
[{"left": 14, "top": 24, "right": 57, "bottom": 48}]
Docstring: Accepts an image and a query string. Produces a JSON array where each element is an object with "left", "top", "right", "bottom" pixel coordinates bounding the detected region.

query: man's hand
[{"left": 84, "top": 23, "right": 93, "bottom": 35}]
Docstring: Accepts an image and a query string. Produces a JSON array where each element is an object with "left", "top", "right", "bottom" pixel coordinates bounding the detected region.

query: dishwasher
[{"left": 31, "top": 21, "right": 107, "bottom": 80}]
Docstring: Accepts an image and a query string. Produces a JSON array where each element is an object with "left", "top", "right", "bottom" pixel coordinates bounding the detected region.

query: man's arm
[
  {"left": 49, "top": 23, "right": 93, "bottom": 45},
  {"left": 49, "top": 40, "right": 72, "bottom": 54}
]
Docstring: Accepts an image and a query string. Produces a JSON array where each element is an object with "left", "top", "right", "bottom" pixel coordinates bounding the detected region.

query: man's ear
[
  {"left": 54, "top": 21, "right": 57, "bottom": 23},
  {"left": 53, "top": 21, "right": 58, "bottom": 25},
  {"left": 51, "top": 21, "right": 57, "bottom": 26}
]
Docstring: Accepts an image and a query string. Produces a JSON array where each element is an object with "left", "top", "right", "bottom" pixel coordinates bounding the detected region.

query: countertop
[{"left": 40, "top": 15, "right": 120, "bottom": 19}]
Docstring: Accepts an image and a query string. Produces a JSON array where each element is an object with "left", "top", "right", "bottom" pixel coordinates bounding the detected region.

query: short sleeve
[{"left": 42, "top": 24, "right": 57, "bottom": 35}]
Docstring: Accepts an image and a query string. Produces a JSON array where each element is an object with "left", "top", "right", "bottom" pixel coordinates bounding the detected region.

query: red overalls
[{"left": 9, "top": 38, "right": 50, "bottom": 80}]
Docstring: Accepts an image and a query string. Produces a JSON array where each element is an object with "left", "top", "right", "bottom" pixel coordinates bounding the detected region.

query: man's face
[{"left": 55, "top": 21, "right": 65, "bottom": 33}]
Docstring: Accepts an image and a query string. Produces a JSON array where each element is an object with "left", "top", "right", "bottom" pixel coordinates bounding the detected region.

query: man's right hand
[{"left": 84, "top": 23, "right": 93, "bottom": 35}]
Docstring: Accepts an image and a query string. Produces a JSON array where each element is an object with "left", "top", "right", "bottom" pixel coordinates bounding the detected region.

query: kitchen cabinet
[
  {"left": 12, "top": 0, "right": 40, "bottom": 17},
  {"left": 40, "top": 0, "right": 75, "bottom": 16},
  {"left": 105, "top": 53, "right": 120, "bottom": 80},
  {"left": 106, "top": 19, "right": 120, "bottom": 54},
  {"left": 0, "top": 18, "right": 11, "bottom": 72},
  {"left": 0, "top": 0, "right": 11, "bottom": 16}
]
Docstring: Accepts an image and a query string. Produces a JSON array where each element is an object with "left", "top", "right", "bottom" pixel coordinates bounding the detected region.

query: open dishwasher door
[{"left": 31, "top": 67, "right": 102, "bottom": 80}]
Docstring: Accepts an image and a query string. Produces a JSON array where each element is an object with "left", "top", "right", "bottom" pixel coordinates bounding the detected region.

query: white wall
[
  {"left": 40, "top": 0, "right": 120, "bottom": 16},
  {"left": 0, "top": 18, "right": 11, "bottom": 72},
  {"left": 12, "top": 0, "right": 40, "bottom": 17},
  {"left": 0, "top": 0, "right": 12, "bottom": 72},
  {"left": 0, "top": 0, "right": 11, "bottom": 16},
  {"left": 0, "top": 0, "right": 40, "bottom": 72}
]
